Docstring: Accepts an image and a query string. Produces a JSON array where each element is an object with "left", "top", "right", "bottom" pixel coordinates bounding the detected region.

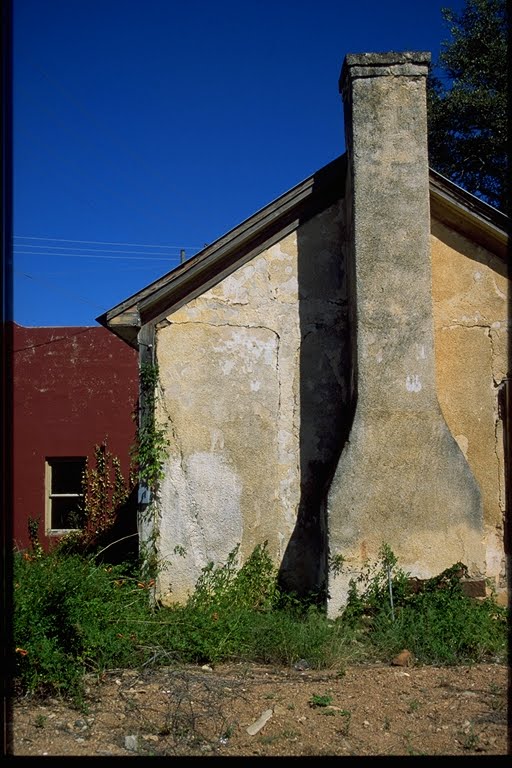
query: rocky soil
[{"left": 9, "top": 661, "right": 509, "bottom": 757}]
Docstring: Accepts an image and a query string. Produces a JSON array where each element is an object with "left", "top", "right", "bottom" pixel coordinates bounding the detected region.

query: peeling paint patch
[
  {"left": 210, "top": 429, "right": 225, "bottom": 451},
  {"left": 405, "top": 374, "right": 422, "bottom": 392},
  {"left": 221, "top": 359, "right": 235, "bottom": 375},
  {"left": 213, "top": 329, "right": 278, "bottom": 371}
]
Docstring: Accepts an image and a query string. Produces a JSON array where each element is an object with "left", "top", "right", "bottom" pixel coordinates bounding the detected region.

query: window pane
[
  {"left": 50, "top": 458, "right": 86, "bottom": 494},
  {"left": 50, "top": 496, "right": 85, "bottom": 529}
]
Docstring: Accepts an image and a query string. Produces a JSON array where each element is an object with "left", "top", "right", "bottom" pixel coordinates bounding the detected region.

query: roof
[{"left": 97, "top": 156, "right": 509, "bottom": 349}]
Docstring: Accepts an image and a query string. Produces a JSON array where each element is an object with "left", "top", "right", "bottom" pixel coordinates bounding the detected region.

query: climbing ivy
[
  {"left": 56, "top": 440, "right": 134, "bottom": 555},
  {"left": 131, "top": 362, "right": 169, "bottom": 495}
]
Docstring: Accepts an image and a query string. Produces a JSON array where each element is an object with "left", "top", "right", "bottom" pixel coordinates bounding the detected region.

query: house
[
  {"left": 12, "top": 322, "right": 139, "bottom": 553},
  {"left": 98, "top": 52, "right": 509, "bottom": 615}
]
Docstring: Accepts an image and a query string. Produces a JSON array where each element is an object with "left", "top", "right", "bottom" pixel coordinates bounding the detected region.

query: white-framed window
[{"left": 45, "top": 457, "right": 86, "bottom": 534}]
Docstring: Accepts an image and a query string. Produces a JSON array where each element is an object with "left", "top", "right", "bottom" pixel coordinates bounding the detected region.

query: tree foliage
[{"left": 427, "top": 0, "right": 508, "bottom": 211}]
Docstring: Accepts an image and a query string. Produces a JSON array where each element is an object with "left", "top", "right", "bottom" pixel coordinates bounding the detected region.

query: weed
[
  {"left": 460, "top": 724, "right": 481, "bottom": 751},
  {"left": 27, "top": 518, "right": 44, "bottom": 560},
  {"left": 309, "top": 693, "right": 333, "bottom": 708},
  {"left": 13, "top": 540, "right": 508, "bottom": 712},
  {"left": 338, "top": 546, "right": 508, "bottom": 665},
  {"left": 13, "top": 548, "right": 154, "bottom": 704},
  {"left": 221, "top": 723, "right": 235, "bottom": 740},
  {"left": 338, "top": 709, "right": 351, "bottom": 736},
  {"left": 34, "top": 714, "right": 46, "bottom": 728},
  {"left": 408, "top": 699, "right": 421, "bottom": 713},
  {"left": 259, "top": 735, "right": 279, "bottom": 745},
  {"left": 488, "top": 680, "right": 505, "bottom": 713},
  {"left": 403, "top": 732, "right": 424, "bottom": 756}
]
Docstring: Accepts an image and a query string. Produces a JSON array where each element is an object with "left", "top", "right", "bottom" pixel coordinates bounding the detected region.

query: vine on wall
[{"left": 131, "top": 361, "right": 169, "bottom": 496}]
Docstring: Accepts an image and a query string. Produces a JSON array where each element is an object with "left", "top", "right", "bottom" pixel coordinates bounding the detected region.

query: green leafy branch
[{"left": 131, "top": 362, "right": 169, "bottom": 494}]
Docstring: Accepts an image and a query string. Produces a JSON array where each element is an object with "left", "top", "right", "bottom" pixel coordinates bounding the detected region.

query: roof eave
[
  {"left": 98, "top": 160, "right": 509, "bottom": 350},
  {"left": 429, "top": 170, "right": 509, "bottom": 259},
  {"left": 96, "top": 154, "right": 346, "bottom": 347}
]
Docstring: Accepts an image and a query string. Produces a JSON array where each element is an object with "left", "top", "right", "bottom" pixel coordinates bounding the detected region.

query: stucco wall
[
  {"left": 152, "top": 201, "right": 350, "bottom": 604},
  {"left": 431, "top": 220, "right": 508, "bottom": 593},
  {"left": 146, "top": 206, "right": 508, "bottom": 608}
]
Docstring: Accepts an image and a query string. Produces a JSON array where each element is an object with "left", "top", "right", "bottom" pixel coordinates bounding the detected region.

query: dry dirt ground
[{"left": 9, "top": 661, "right": 510, "bottom": 757}]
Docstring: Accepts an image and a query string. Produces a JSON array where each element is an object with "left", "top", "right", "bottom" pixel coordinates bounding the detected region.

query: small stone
[
  {"left": 392, "top": 650, "right": 413, "bottom": 667},
  {"left": 124, "top": 735, "right": 138, "bottom": 751},
  {"left": 246, "top": 709, "right": 273, "bottom": 735}
]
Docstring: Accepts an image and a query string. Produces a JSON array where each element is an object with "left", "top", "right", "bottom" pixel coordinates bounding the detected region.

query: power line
[
  {"left": 14, "top": 251, "right": 180, "bottom": 261},
  {"left": 19, "top": 266, "right": 171, "bottom": 275},
  {"left": 14, "top": 235, "right": 204, "bottom": 249},
  {"left": 14, "top": 244, "right": 187, "bottom": 256}
]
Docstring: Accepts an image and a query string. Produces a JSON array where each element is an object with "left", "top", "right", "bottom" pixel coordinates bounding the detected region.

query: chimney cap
[{"left": 339, "top": 51, "right": 431, "bottom": 94}]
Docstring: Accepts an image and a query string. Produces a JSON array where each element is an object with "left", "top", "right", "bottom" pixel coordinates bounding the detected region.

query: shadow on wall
[{"left": 278, "top": 169, "right": 354, "bottom": 602}]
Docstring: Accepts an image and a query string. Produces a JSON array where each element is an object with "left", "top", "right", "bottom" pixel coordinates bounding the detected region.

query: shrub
[
  {"left": 55, "top": 440, "right": 136, "bottom": 558},
  {"left": 13, "top": 549, "right": 155, "bottom": 704},
  {"left": 12, "top": 540, "right": 508, "bottom": 709},
  {"left": 339, "top": 546, "right": 508, "bottom": 665}
]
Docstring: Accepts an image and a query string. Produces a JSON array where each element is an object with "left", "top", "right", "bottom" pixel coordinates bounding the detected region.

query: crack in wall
[
  {"left": 166, "top": 319, "right": 282, "bottom": 337},
  {"left": 494, "top": 380, "right": 506, "bottom": 513}
]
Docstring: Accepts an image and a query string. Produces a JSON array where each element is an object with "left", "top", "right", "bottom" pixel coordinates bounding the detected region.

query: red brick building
[{"left": 12, "top": 322, "right": 138, "bottom": 552}]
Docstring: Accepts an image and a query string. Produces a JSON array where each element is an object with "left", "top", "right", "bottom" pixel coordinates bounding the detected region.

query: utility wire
[
  {"left": 15, "top": 244, "right": 186, "bottom": 256},
  {"left": 14, "top": 235, "right": 203, "bottom": 249},
  {"left": 14, "top": 251, "right": 180, "bottom": 261}
]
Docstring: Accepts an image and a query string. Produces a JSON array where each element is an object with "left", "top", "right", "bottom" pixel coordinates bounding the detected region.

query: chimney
[{"left": 326, "top": 52, "right": 484, "bottom": 615}]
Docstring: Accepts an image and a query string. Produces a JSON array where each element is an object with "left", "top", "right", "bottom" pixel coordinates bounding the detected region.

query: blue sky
[{"left": 12, "top": 0, "right": 465, "bottom": 327}]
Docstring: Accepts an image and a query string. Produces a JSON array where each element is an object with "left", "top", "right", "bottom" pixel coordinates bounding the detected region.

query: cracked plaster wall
[
  {"left": 143, "top": 204, "right": 507, "bottom": 607},
  {"left": 152, "top": 202, "right": 348, "bottom": 604},
  {"left": 431, "top": 219, "right": 508, "bottom": 593}
]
